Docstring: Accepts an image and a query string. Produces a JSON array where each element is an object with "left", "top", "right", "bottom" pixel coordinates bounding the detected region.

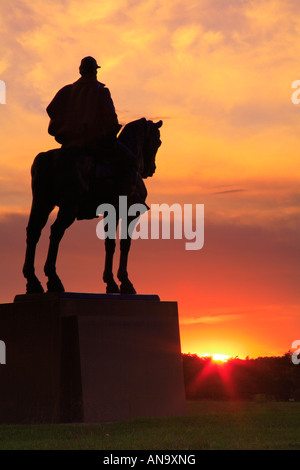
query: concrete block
[{"left": 0, "top": 293, "right": 186, "bottom": 423}]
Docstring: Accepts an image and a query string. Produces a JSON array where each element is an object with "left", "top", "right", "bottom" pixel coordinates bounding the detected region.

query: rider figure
[
  {"left": 46, "top": 57, "right": 137, "bottom": 212},
  {"left": 46, "top": 56, "right": 122, "bottom": 152}
]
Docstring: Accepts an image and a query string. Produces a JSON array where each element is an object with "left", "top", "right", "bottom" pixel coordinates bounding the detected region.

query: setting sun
[
  {"left": 199, "top": 353, "right": 230, "bottom": 362},
  {"left": 212, "top": 354, "right": 230, "bottom": 363}
]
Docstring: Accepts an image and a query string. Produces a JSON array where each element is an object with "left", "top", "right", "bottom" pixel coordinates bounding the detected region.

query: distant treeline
[{"left": 182, "top": 353, "right": 300, "bottom": 401}]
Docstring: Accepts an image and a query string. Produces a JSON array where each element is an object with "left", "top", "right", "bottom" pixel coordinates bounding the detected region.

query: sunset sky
[{"left": 0, "top": 0, "right": 299, "bottom": 359}]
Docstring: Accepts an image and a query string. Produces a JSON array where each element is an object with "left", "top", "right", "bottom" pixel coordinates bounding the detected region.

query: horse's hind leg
[
  {"left": 44, "top": 206, "right": 76, "bottom": 292},
  {"left": 118, "top": 237, "right": 136, "bottom": 295},
  {"left": 23, "top": 199, "right": 53, "bottom": 293}
]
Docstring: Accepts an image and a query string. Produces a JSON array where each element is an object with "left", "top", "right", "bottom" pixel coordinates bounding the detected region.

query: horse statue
[{"left": 22, "top": 118, "right": 163, "bottom": 295}]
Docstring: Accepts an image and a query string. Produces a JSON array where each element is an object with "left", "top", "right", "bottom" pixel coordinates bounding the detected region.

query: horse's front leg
[
  {"left": 103, "top": 237, "right": 120, "bottom": 293},
  {"left": 44, "top": 206, "right": 76, "bottom": 292},
  {"left": 117, "top": 217, "right": 136, "bottom": 294}
]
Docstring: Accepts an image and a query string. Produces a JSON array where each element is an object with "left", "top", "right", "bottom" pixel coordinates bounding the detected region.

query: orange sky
[{"left": 0, "top": 0, "right": 300, "bottom": 359}]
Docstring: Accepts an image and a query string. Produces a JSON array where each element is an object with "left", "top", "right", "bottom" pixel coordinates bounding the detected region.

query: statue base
[{"left": 0, "top": 292, "right": 186, "bottom": 423}]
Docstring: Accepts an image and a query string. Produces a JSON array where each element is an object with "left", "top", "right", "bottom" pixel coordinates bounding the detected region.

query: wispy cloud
[
  {"left": 182, "top": 313, "right": 244, "bottom": 325},
  {"left": 181, "top": 304, "right": 300, "bottom": 326},
  {"left": 212, "top": 189, "right": 246, "bottom": 195}
]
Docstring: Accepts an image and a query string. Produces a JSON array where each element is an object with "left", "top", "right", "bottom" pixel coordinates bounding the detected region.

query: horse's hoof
[
  {"left": 26, "top": 275, "right": 44, "bottom": 294},
  {"left": 120, "top": 279, "right": 136, "bottom": 295},
  {"left": 47, "top": 274, "right": 65, "bottom": 293},
  {"left": 106, "top": 280, "right": 120, "bottom": 294}
]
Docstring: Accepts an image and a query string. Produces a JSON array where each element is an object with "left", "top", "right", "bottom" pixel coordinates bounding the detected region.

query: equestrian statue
[{"left": 22, "top": 57, "right": 162, "bottom": 295}]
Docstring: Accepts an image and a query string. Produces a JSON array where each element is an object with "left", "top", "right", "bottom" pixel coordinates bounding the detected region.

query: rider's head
[{"left": 79, "top": 56, "right": 100, "bottom": 76}]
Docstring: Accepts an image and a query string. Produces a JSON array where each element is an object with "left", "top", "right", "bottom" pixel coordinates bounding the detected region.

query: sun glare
[
  {"left": 212, "top": 354, "right": 230, "bottom": 362},
  {"left": 199, "top": 352, "right": 231, "bottom": 363}
]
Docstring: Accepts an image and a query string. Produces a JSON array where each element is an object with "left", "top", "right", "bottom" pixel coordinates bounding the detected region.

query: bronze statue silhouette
[{"left": 22, "top": 57, "right": 163, "bottom": 294}]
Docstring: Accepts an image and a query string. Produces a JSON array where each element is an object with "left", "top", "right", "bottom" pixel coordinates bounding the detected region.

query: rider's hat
[{"left": 79, "top": 56, "right": 100, "bottom": 74}]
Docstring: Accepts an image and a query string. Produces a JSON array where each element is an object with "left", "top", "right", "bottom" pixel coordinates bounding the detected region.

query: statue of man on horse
[{"left": 22, "top": 56, "right": 163, "bottom": 294}]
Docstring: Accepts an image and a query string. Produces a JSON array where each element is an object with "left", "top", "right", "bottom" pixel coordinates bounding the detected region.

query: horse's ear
[{"left": 155, "top": 120, "right": 163, "bottom": 128}]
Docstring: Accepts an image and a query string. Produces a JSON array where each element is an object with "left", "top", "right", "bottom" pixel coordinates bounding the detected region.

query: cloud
[
  {"left": 212, "top": 189, "right": 246, "bottom": 195},
  {"left": 1, "top": 204, "right": 299, "bottom": 303},
  {"left": 1, "top": 0, "right": 300, "bottom": 242},
  {"left": 181, "top": 303, "right": 300, "bottom": 326},
  {"left": 0, "top": 205, "right": 299, "bottom": 357},
  {"left": 182, "top": 313, "right": 244, "bottom": 325},
  {"left": 229, "top": 101, "right": 299, "bottom": 130},
  {"left": 1, "top": 0, "right": 296, "bottom": 120}
]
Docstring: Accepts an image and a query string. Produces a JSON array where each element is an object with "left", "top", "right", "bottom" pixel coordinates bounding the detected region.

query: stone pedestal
[{"left": 0, "top": 293, "right": 186, "bottom": 423}]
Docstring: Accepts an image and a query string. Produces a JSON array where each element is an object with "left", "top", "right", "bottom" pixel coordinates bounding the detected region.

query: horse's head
[
  {"left": 141, "top": 119, "right": 163, "bottom": 178},
  {"left": 118, "top": 118, "right": 163, "bottom": 179}
]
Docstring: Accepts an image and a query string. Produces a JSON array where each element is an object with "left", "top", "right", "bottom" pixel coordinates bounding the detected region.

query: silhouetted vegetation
[{"left": 182, "top": 353, "right": 300, "bottom": 401}]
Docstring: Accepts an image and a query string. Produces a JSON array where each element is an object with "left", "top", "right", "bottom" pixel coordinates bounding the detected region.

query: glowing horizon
[{"left": 196, "top": 353, "right": 231, "bottom": 362}]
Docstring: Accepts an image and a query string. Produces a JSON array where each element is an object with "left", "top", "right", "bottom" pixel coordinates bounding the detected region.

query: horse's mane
[
  {"left": 118, "top": 118, "right": 147, "bottom": 153},
  {"left": 118, "top": 118, "right": 160, "bottom": 178}
]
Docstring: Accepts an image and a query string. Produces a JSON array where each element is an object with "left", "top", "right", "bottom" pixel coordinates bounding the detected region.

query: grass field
[{"left": 0, "top": 400, "right": 300, "bottom": 450}]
